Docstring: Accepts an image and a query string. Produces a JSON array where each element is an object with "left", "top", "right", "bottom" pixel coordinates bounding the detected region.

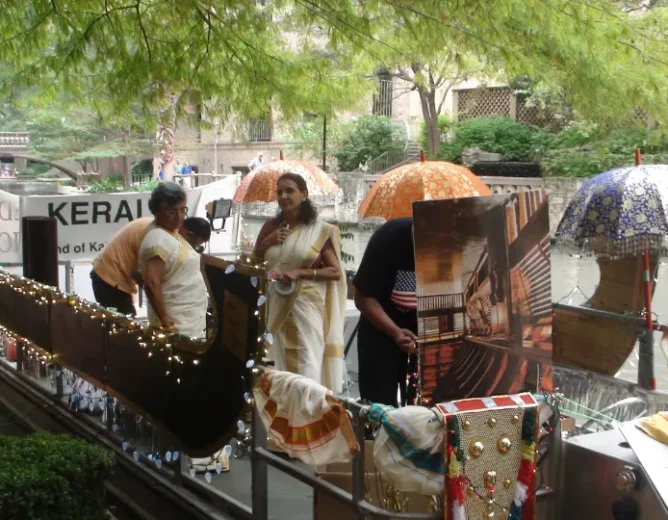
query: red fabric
[{"left": 517, "top": 458, "right": 536, "bottom": 520}]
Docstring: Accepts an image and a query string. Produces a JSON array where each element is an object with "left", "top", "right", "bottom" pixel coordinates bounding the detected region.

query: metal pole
[
  {"left": 251, "top": 405, "right": 268, "bottom": 520},
  {"left": 322, "top": 115, "right": 327, "bottom": 172},
  {"left": 350, "top": 406, "right": 366, "bottom": 520},
  {"left": 64, "top": 261, "right": 73, "bottom": 293},
  {"left": 638, "top": 329, "right": 655, "bottom": 390},
  {"left": 640, "top": 251, "right": 656, "bottom": 390}
]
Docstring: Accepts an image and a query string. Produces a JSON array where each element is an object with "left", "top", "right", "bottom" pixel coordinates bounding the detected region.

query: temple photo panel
[{"left": 413, "top": 190, "right": 553, "bottom": 405}]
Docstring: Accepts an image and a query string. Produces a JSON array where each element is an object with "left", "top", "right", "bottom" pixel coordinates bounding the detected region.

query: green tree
[
  {"left": 291, "top": 2, "right": 668, "bottom": 157},
  {"left": 1, "top": 0, "right": 668, "bottom": 158},
  {"left": 334, "top": 116, "right": 405, "bottom": 172},
  {"left": 0, "top": 98, "right": 152, "bottom": 174}
]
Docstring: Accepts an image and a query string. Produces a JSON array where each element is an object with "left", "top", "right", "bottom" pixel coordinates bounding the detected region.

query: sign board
[
  {"left": 0, "top": 189, "right": 21, "bottom": 264},
  {"left": 0, "top": 175, "right": 240, "bottom": 264}
]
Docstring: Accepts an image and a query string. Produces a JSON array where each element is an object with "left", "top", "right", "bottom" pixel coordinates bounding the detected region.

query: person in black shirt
[{"left": 353, "top": 218, "right": 417, "bottom": 406}]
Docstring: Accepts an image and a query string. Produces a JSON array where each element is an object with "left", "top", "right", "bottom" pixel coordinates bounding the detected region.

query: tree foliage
[
  {"left": 1, "top": 0, "right": 668, "bottom": 151},
  {"left": 0, "top": 98, "right": 152, "bottom": 171},
  {"left": 334, "top": 116, "right": 405, "bottom": 172}
]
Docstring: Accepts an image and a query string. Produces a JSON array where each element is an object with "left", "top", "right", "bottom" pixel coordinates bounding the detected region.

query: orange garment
[{"left": 92, "top": 217, "right": 154, "bottom": 295}]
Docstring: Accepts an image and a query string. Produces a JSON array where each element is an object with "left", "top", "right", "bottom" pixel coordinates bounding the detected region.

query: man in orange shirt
[{"left": 90, "top": 217, "right": 211, "bottom": 315}]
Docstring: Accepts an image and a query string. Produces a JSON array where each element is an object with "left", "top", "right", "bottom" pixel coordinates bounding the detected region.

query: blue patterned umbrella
[{"left": 555, "top": 164, "right": 668, "bottom": 258}]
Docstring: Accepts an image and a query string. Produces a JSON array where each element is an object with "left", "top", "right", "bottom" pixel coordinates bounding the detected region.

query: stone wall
[{"left": 333, "top": 172, "right": 585, "bottom": 235}]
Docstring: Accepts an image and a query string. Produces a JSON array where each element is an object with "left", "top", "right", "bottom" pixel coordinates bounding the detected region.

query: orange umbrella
[
  {"left": 358, "top": 153, "right": 491, "bottom": 220},
  {"left": 233, "top": 151, "right": 339, "bottom": 205}
]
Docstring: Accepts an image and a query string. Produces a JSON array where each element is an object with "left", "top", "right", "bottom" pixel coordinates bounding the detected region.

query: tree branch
[{"left": 135, "top": 0, "right": 152, "bottom": 63}]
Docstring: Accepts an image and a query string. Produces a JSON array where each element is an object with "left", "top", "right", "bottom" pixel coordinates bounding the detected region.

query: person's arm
[
  {"left": 142, "top": 257, "right": 174, "bottom": 329},
  {"left": 354, "top": 290, "right": 416, "bottom": 354},
  {"left": 253, "top": 221, "right": 287, "bottom": 260},
  {"left": 281, "top": 245, "right": 342, "bottom": 282}
]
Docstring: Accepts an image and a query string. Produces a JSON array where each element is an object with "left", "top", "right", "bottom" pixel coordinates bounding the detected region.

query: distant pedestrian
[{"left": 248, "top": 152, "right": 263, "bottom": 171}]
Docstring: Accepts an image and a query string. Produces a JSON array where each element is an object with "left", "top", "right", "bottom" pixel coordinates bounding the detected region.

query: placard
[
  {"left": 0, "top": 188, "right": 21, "bottom": 264},
  {"left": 413, "top": 190, "right": 553, "bottom": 405}
]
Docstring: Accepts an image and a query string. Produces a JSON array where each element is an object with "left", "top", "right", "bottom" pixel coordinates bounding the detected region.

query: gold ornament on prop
[
  {"left": 497, "top": 436, "right": 512, "bottom": 454},
  {"left": 503, "top": 479, "right": 513, "bottom": 489},
  {"left": 511, "top": 415, "right": 520, "bottom": 425},
  {"left": 463, "top": 419, "right": 472, "bottom": 430},
  {"left": 469, "top": 440, "right": 485, "bottom": 458},
  {"left": 487, "top": 417, "right": 497, "bottom": 428}
]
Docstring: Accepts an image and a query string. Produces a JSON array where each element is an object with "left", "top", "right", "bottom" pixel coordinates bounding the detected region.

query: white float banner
[
  {"left": 4, "top": 175, "right": 241, "bottom": 263},
  {"left": 0, "top": 189, "right": 21, "bottom": 264}
]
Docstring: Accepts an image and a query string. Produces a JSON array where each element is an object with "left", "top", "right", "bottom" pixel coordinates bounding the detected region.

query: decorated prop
[
  {"left": 253, "top": 369, "right": 360, "bottom": 465},
  {"left": 553, "top": 155, "right": 662, "bottom": 383},
  {"left": 358, "top": 154, "right": 491, "bottom": 222},
  {"left": 367, "top": 404, "right": 445, "bottom": 496},
  {"left": 233, "top": 151, "right": 340, "bottom": 213},
  {"left": 0, "top": 255, "right": 266, "bottom": 456},
  {"left": 437, "top": 393, "right": 538, "bottom": 520},
  {"left": 413, "top": 191, "right": 552, "bottom": 405}
]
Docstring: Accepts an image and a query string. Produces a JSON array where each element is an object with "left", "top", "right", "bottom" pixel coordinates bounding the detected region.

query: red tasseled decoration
[
  {"left": 517, "top": 459, "right": 536, "bottom": 520},
  {"left": 453, "top": 476, "right": 467, "bottom": 505},
  {"left": 517, "top": 459, "right": 535, "bottom": 487}
]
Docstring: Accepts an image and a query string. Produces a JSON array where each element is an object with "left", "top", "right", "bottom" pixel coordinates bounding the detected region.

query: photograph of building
[{"left": 413, "top": 190, "right": 552, "bottom": 405}]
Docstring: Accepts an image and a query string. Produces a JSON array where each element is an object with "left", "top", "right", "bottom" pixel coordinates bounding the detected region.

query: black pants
[
  {"left": 90, "top": 270, "right": 136, "bottom": 316},
  {"left": 358, "top": 324, "right": 410, "bottom": 407}
]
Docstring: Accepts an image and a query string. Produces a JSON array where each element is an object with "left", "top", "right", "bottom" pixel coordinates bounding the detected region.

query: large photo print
[{"left": 413, "top": 190, "right": 552, "bottom": 405}]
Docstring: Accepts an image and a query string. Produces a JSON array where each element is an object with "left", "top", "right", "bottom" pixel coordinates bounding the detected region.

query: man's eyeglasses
[{"left": 166, "top": 206, "right": 188, "bottom": 216}]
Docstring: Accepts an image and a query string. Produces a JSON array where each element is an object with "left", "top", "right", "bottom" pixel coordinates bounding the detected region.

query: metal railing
[
  {"left": 248, "top": 119, "right": 272, "bottom": 142},
  {"left": 367, "top": 150, "right": 420, "bottom": 175},
  {"left": 0, "top": 131, "right": 30, "bottom": 151},
  {"left": 251, "top": 394, "right": 440, "bottom": 520},
  {"left": 418, "top": 293, "right": 464, "bottom": 312}
]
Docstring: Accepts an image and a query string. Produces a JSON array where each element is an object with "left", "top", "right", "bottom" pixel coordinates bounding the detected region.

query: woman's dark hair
[
  {"left": 276, "top": 173, "right": 318, "bottom": 225},
  {"left": 148, "top": 182, "right": 187, "bottom": 214},
  {"left": 182, "top": 217, "right": 212, "bottom": 242}
]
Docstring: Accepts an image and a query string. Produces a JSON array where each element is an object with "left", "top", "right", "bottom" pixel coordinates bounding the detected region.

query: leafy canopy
[{"left": 1, "top": 0, "right": 668, "bottom": 131}]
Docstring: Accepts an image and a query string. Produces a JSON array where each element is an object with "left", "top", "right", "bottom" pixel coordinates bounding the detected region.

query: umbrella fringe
[{"left": 553, "top": 234, "right": 668, "bottom": 259}]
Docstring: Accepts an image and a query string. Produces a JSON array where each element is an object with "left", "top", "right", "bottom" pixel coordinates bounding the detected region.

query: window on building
[
  {"left": 248, "top": 117, "right": 272, "bottom": 142},
  {"left": 372, "top": 73, "right": 393, "bottom": 117}
]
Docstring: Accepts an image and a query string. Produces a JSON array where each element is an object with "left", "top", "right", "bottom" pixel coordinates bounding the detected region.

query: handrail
[{"left": 366, "top": 150, "right": 420, "bottom": 175}]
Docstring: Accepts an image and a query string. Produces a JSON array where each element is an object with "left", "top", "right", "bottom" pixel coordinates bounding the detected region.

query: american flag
[{"left": 391, "top": 270, "right": 417, "bottom": 310}]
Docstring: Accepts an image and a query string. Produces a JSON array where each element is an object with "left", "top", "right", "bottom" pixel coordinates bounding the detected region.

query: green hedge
[
  {"left": 0, "top": 433, "right": 115, "bottom": 520},
  {"left": 436, "top": 117, "right": 542, "bottom": 163}
]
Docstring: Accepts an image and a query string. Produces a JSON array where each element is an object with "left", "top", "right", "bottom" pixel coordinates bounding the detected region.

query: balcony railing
[
  {"left": 366, "top": 149, "right": 419, "bottom": 174},
  {"left": 248, "top": 119, "right": 272, "bottom": 142},
  {"left": 0, "top": 132, "right": 30, "bottom": 152}
]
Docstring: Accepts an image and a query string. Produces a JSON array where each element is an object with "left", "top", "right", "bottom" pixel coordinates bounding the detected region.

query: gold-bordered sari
[
  {"left": 265, "top": 219, "right": 346, "bottom": 393},
  {"left": 139, "top": 227, "right": 208, "bottom": 338}
]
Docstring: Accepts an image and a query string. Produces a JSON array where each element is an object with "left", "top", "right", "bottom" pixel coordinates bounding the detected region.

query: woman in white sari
[
  {"left": 139, "top": 182, "right": 209, "bottom": 338},
  {"left": 254, "top": 173, "right": 347, "bottom": 393}
]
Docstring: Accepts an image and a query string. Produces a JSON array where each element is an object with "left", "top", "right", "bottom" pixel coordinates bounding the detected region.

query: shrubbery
[
  {"left": 0, "top": 433, "right": 114, "bottom": 520},
  {"left": 421, "top": 116, "right": 668, "bottom": 177},
  {"left": 334, "top": 115, "right": 405, "bottom": 172},
  {"left": 437, "top": 117, "right": 542, "bottom": 163}
]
